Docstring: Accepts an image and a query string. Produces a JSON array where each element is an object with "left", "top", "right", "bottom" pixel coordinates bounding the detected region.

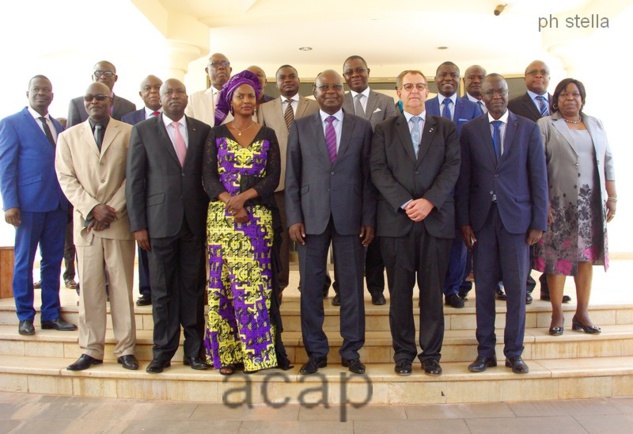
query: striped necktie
[
  {"left": 535, "top": 95, "right": 549, "bottom": 117},
  {"left": 284, "top": 99, "right": 294, "bottom": 130},
  {"left": 325, "top": 116, "right": 337, "bottom": 163}
]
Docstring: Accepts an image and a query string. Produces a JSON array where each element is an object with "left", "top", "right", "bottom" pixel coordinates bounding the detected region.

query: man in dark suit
[
  {"left": 121, "top": 75, "right": 163, "bottom": 307},
  {"left": 457, "top": 74, "right": 548, "bottom": 375},
  {"left": 370, "top": 70, "right": 460, "bottom": 376},
  {"left": 285, "top": 70, "right": 375, "bottom": 375},
  {"left": 67, "top": 60, "right": 136, "bottom": 127},
  {"left": 425, "top": 61, "right": 482, "bottom": 309},
  {"left": 0, "top": 75, "right": 76, "bottom": 335},
  {"left": 126, "top": 78, "right": 210, "bottom": 374},
  {"left": 340, "top": 55, "right": 397, "bottom": 307},
  {"left": 461, "top": 65, "right": 487, "bottom": 114}
]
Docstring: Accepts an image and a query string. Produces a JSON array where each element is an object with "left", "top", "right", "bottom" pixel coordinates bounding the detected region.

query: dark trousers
[
  {"left": 443, "top": 227, "right": 468, "bottom": 296},
  {"left": 148, "top": 221, "right": 206, "bottom": 361},
  {"left": 381, "top": 223, "right": 450, "bottom": 363},
  {"left": 473, "top": 204, "right": 528, "bottom": 359},
  {"left": 275, "top": 191, "right": 290, "bottom": 290},
  {"left": 137, "top": 246, "right": 151, "bottom": 297},
  {"left": 62, "top": 206, "right": 75, "bottom": 281},
  {"left": 298, "top": 219, "right": 365, "bottom": 360},
  {"left": 365, "top": 239, "right": 387, "bottom": 295}
]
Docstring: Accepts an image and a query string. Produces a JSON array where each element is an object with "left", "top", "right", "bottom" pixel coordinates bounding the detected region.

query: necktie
[
  {"left": 325, "top": 116, "right": 337, "bottom": 163},
  {"left": 171, "top": 121, "right": 187, "bottom": 167},
  {"left": 535, "top": 95, "right": 549, "bottom": 117},
  {"left": 38, "top": 116, "right": 55, "bottom": 147},
  {"left": 410, "top": 116, "right": 421, "bottom": 157},
  {"left": 442, "top": 98, "right": 452, "bottom": 119},
  {"left": 284, "top": 99, "right": 294, "bottom": 130},
  {"left": 492, "top": 120, "right": 502, "bottom": 161},
  {"left": 152, "top": 111, "right": 160, "bottom": 117},
  {"left": 354, "top": 94, "right": 365, "bottom": 117},
  {"left": 94, "top": 124, "right": 104, "bottom": 151}
]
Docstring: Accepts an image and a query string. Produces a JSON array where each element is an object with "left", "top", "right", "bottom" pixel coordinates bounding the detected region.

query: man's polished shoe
[
  {"left": 526, "top": 293, "right": 533, "bottom": 305},
  {"left": 117, "top": 355, "right": 139, "bottom": 370},
  {"left": 422, "top": 359, "right": 442, "bottom": 376},
  {"left": 41, "top": 317, "right": 77, "bottom": 331},
  {"left": 146, "top": 359, "right": 171, "bottom": 374},
  {"left": 342, "top": 358, "right": 365, "bottom": 374},
  {"left": 331, "top": 293, "right": 341, "bottom": 306},
  {"left": 65, "top": 279, "right": 77, "bottom": 290},
  {"left": 394, "top": 360, "right": 412, "bottom": 375},
  {"left": 183, "top": 356, "right": 208, "bottom": 370},
  {"left": 136, "top": 294, "right": 151, "bottom": 306},
  {"left": 67, "top": 354, "right": 103, "bottom": 371},
  {"left": 505, "top": 356, "right": 529, "bottom": 374},
  {"left": 371, "top": 292, "right": 386, "bottom": 306},
  {"left": 18, "top": 320, "right": 35, "bottom": 336},
  {"left": 468, "top": 356, "right": 497, "bottom": 373},
  {"left": 299, "top": 357, "right": 327, "bottom": 375},
  {"left": 445, "top": 294, "right": 464, "bottom": 309},
  {"left": 496, "top": 290, "right": 507, "bottom": 301}
]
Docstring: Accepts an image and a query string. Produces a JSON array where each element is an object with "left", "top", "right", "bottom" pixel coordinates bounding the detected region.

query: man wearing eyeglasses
[
  {"left": 370, "top": 70, "right": 460, "bottom": 376},
  {"left": 56, "top": 82, "right": 138, "bottom": 371},
  {"left": 285, "top": 70, "right": 375, "bottom": 376},
  {"left": 185, "top": 53, "right": 233, "bottom": 126}
]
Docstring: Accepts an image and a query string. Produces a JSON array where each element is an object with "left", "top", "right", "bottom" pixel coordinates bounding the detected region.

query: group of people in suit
[{"left": 0, "top": 53, "right": 615, "bottom": 377}]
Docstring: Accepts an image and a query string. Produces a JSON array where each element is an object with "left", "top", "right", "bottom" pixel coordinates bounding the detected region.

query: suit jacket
[
  {"left": 342, "top": 90, "right": 397, "bottom": 130},
  {"left": 370, "top": 113, "right": 460, "bottom": 239},
  {"left": 55, "top": 119, "right": 133, "bottom": 245},
  {"left": 67, "top": 94, "right": 136, "bottom": 127},
  {"left": 258, "top": 96, "right": 319, "bottom": 191},
  {"left": 456, "top": 111, "right": 548, "bottom": 234},
  {"left": 0, "top": 107, "right": 67, "bottom": 213},
  {"left": 121, "top": 108, "right": 147, "bottom": 125},
  {"left": 126, "top": 115, "right": 211, "bottom": 239},
  {"left": 285, "top": 110, "right": 376, "bottom": 235},
  {"left": 507, "top": 92, "right": 552, "bottom": 123},
  {"left": 184, "top": 87, "right": 233, "bottom": 127},
  {"left": 425, "top": 96, "right": 482, "bottom": 133}
]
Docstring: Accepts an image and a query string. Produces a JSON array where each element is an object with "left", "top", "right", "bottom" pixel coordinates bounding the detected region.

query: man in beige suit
[
  {"left": 185, "top": 52, "right": 232, "bottom": 126},
  {"left": 56, "top": 82, "right": 138, "bottom": 371},
  {"left": 258, "top": 64, "right": 318, "bottom": 295}
]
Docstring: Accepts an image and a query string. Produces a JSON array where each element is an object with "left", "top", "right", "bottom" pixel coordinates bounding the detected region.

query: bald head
[
  {"left": 464, "top": 65, "right": 487, "bottom": 99},
  {"left": 523, "top": 60, "right": 550, "bottom": 95},
  {"left": 247, "top": 65, "right": 267, "bottom": 100},
  {"left": 139, "top": 75, "right": 163, "bottom": 111},
  {"left": 160, "top": 79, "right": 188, "bottom": 120}
]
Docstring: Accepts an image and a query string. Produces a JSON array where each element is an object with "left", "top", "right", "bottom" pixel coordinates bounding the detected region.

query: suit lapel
[
  {"left": 336, "top": 112, "right": 354, "bottom": 162},
  {"left": 551, "top": 114, "right": 578, "bottom": 156},
  {"left": 158, "top": 115, "right": 181, "bottom": 166},
  {"left": 417, "top": 116, "right": 437, "bottom": 164},
  {"left": 296, "top": 97, "right": 310, "bottom": 118},
  {"left": 183, "top": 116, "right": 199, "bottom": 167},
  {"left": 502, "top": 113, "right": 518, "bottom": 161},
  {"left": 453, "top": 99, "right": 464, "bottom": 122},
  {"left": 311, "top": 113, "right": 332, "bottom": 165},
  {"left": 364, "top": 91, "right": 379, "bottom": 120},
  {"left": 82, "top": 122, "right": 102, "bottom": 158},
  {"left": 522, "top": 93, "right": 541, "bottom": 120},
  {"left": 99, "top": 120, "right": 120, "bottom": 157},
  {"left": 477, "top": 117, "right": 498, "bottom": 167},
  {"left": 395, "top": 114, "right": 417, "bottom": 163}
]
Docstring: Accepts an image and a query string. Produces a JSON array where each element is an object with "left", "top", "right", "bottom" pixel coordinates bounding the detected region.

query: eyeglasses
[
  {"left": 402, "top": 83, "right": 427, "bottom": 92},
  {"left": 526, "top": 69, "right": 549, "bottom": 76},
  {"left": 209, "top": 61, "right": 230, "bottom": 68},
  {"left": 316, "top": 84, "right": 344, "bottom": 91},
  {"left": 83, "top": 94, "right": 110, "bottom": 102},
  {"left": 343, "top": 67, "right": 368, "bottom": 76},
  {"left": 93, "top": 71, "right": 115, "bottom": 78},
  {"left": 482, "top": 89, "right": 508, "bottom": 97}
]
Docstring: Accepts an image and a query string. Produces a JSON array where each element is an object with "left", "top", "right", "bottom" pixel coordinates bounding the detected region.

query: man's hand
[
  {"left": 289, "top": 223, "right": 306, "bottom": 245},
  {"left": 405, "top": 198, "right": 434, "bottom": 222},
  {"left": 92, "top": 204, "right": 117, "bottom": 224},
  {"left": 360, "top": 226, "right": 375, "bottom": 246},
  {"left": 134, "top": 229, "right": 151, "bottom": 251},
  {"left": 4, "top": 208, "right": 20, "bottom": 227},
  {"left": 460, "top": 225, "right": 477, "bottom": 251},
  {"left": 526, "top": 229, "right": 543, "bottom": 246},
  {"left": 88, "top": 220, "right": 110, "bottom": 232}
]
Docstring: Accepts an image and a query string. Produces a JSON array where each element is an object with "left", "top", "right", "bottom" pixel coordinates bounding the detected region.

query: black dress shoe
[
  {"left": 342, "top": 358, "right": 365, "bottom": 374},
  {"left": 331, "top": 293, "right": 341, "bottom": 306},
  {"left": 146, "top": 358, "right": 171, "bottom": 374},
  {"left": 422, "top": 359, "right": 442, "bottom": 376},
  {"left": 496, "top": 291, "right": 507, "bottom": 301},
  {"left": 526, "top": 293, "right": 533, "bottom": 305},
  {"left": 41, "top": 317, "right": 77, "bottom": 331},
  {"left": 394, "top": 360, "right": 412, "bottom": 375},
  {"left": 371, "top": 292, "right": 386, "bottom": 305},
  {"left": 136, "top": 294, "right": 151, "bottom": 306},
  {"left": 505, "top": 356, "right": 529, "bottom": 374},
  {"left": 458, "top": 290, "right": 469, "bottom": 301},
  {"left": 18, "top": 320, "right": 35, "bottom": 336},
  {"left": 183, "top": 356, "right": 208, "bottom": 370},
  {"left": 445, "top": 294, "right": 465, "bottom": 309},
  {"left": 117, "top": 355, "right": 139, "bottom": 370},
  {"left": 468, "top": 355, "right": 497, "bottom": 372},
  {"left": 300, "top": 357, "right": 327, "bottom": 375},
  {"left": 67, "top": 354, "right": 103, "bottom": 371}
]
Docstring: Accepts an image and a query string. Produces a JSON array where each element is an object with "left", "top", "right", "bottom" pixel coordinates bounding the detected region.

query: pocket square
[
  {"left": 458, "top": 118, "right": 469, "bottom": 122},
  {"left": 373, "top": 108, "right": 382, "bottom": 113}
]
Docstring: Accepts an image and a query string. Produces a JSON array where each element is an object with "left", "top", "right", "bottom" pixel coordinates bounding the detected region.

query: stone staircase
[{"left": 1, "top": 287, "right": 633, "bottom": 405}]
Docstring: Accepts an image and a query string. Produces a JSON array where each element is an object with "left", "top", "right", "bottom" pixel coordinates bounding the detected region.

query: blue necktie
[
  {"left": 492, "top": 120, "right": 502, "bottom": 162},
  {"left": 410, "top": 116, "right": 421, "bottom": 157},
  {"left": 442, "top": 98, "right": 452, "bottom": 119},
  {"left": 535, "top": 95, "right": 549, "bottom": 117}
]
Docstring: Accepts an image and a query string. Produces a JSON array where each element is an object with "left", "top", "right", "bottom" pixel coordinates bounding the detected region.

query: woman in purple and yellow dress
[{"left": 202, "top": 71, "right": 290, "bottom": 374}]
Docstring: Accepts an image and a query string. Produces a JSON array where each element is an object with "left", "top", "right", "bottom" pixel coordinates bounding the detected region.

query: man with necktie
[
  {"left": 185, "top": 53, "right": 232, "bottom": 126},
  {"left": 0, "top": 75, "right": 76, "bottom": 336}
]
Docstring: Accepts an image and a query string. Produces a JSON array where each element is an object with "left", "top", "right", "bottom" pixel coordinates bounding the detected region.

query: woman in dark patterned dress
[
  {"left": 202, "top": 71, "right": 287, "bottom": 374},
  {"left": 533, "top": 78, "right": 617, "bottom": 336}
]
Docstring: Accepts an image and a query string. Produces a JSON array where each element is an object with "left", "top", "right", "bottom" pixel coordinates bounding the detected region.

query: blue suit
[
  {"left": 0, "top": 107, "right": 68, "bottom": 321},
  {"left": 426, "top": 96, "right": 482, "bottom": 299},
  {"left": 456, "top": 111, "right": 548, "bottom": 358}
]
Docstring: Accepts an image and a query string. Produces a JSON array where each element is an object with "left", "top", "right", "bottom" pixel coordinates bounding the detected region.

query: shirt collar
[
  {"left": 282, "top": 94, "right": 299, "bottom": 104},
  {"left": 403, "top": 110, "right": 426, "bottom": 123},
  {"left": 350, "top": 87, "right": 371, "bottom": 99},
  {"left": 319, "top": 109, "right": 343, "bottom": 123},
  {"left": 145, "top": 107, "right": 162, "bottom": 118},
  {"left": 488, "top": 110, "right": 509, "bottom": 124},
  {"left": 438, "top": 94, "right": 457, "bottom": 105},
  {"left": 527, "top": 90, "right": 548, "bottom": 102},
  {"left": 27, "top": 106, "right": 49, "bottom": 121},
  {"left": 163, "top": 113, "right": 187, "bottom": 130}
]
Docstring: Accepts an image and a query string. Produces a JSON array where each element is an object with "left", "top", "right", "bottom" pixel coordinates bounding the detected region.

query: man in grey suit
[
  {"left": 258, "top": 65, "right": 319, "bottom": 296},
  {"left": 126, "top": 79, "right": 210, "bottom": 374},
  {"left": 341, "top": 55, "right": 397, "bottom": 307},
  {"left": 285, "top": 70, "right": 375, "bottom": 376},
  {"left": 370, "top": 70, "right": 460, "bottom": 376}
]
